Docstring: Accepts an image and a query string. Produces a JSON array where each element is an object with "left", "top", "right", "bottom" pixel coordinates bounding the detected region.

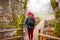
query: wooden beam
[
  {"left": 0, "top": 28, "right": 22, "bottom": 33},
  {"left": 39, "top": 34, "right": 60, "bottom": 40},
  {"left": 2, "top": 36, "right": 22, "bottom": 40}
]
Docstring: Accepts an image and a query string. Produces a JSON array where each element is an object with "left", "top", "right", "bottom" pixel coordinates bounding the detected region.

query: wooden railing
[
  {"left": 0, "top": 24, "right": 24, "bottom": 40},
  {"left": 38, "top": 30, "right": 60, "bottom": 40}
]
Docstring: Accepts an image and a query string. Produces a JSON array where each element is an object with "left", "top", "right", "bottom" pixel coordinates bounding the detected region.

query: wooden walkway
[{"left": 24, "top": 20, "right": 44, "bottom": 40}]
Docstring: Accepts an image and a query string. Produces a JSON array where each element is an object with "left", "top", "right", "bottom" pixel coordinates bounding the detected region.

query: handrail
[
  {"left": 0, "top": 28, "right": 22, "bottom": 32},
  {"left": 39, "top": 34, "right": 60, "bottom": 40},
  {"left": 3, "top": 36, "right": 22, "bottom": 40}
]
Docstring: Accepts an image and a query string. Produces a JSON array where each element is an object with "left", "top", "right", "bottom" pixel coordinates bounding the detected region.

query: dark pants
[{"left": 28, "top": 28, "right": 34, "bottom": 40}]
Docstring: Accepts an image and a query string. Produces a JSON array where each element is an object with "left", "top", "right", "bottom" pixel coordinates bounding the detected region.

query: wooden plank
[
  {"left": 2, "top": 36, "right": 22, "bottom": 40},
  {"left": 0, "top": 28, "right": 22, "bottom": 32},
  {"left": 39, "top": 34, "right": 60, "bottom": 40}
]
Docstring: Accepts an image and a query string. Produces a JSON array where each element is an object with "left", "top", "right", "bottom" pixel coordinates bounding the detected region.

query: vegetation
[
  {"left": 0, "top": 0, "right": 26, "bottom": 40},
  {"left": 55, "top": 22, "right": 60, "bottom": 37},
  {"left": 55, "top": 10, "right": 60, "bottom": 37},
  {"left": 56, "top": 10, "right": 60, "bottom": 19},
  {"left": 51, "top": 0, "right": 60, "bottom": 37},
  {"left": 51, "top": 0, "right": 58, "bottom": 9},
  {"left": 24, "top": 0, "right": 28, "bottom": 9},
  {"left": 16, "top": 14, "right": 25, "bottom": 36}
]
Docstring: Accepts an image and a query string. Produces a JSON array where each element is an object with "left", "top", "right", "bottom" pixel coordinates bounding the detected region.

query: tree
[{"left": 51, "top": 0, "right": 60, "bottom": 37}]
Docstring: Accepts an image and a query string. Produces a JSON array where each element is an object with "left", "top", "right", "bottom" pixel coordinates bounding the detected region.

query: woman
[{"left": 25, "top": 12, "right": 35, "bottom": 40}]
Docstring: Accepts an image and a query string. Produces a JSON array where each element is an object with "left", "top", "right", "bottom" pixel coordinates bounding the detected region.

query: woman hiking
[{"left": 25, "top": 12, "right": 35, "bottom": 40}]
